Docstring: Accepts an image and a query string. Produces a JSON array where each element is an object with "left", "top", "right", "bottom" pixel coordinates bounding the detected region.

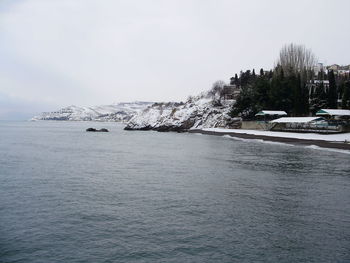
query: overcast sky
[{"left": 1, "top": 0, "right": 350, "bottom": 119}]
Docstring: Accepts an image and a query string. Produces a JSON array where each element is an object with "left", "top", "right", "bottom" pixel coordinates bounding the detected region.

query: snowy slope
[
  {"left": 125, "top": 90, "right": 239, "bottom": 131},
  {"left": 31, "top": 102, "right": 153, "bottom": 122}
]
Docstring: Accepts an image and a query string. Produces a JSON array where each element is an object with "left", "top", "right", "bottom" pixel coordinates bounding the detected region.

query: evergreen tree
[
  {"left": 254, "top": 74, "right": 270, "bottom": 110},
  {"left": 260, "top": 68, "right": 264, "bottom": 76},
  {"left": 268, "top": 70, "right": 273, "bottom": 78},
  {"left": 240, "top": 70, "right": 252, "bottom": 87},
  {"left": 342, "top": 82, "right": 350, "bottom": 109},
  {"left": 320, "top": 82, "right": 328, "bottom": 102},
  {"left": 309, "top": 84, "right": 314, "bottom": 100},
  {"left": 230, "top": 69, "right": 267, "bottom": 119},
  {"left": 292, "top": 73, "right": 303, "bottom": 116},
  {"left": 230, "top": 86, "right": 256, "bottom": 119},
  {"left": 283, "top": 73, "right": 297, "bottom": 113},
  {"left": 338, "top": 82, "right": 344, "bottom": 101},
  {"left": 268, "top": 66, "right": 294, "bottom": 113},
  {"left": 317, "top": 69, "right": 325, "bottom": 81},
  {"left": 327, "top": 70, "right": 338, "bottom": 108},
  {"left": 310, "top": 82, "right": 328, "bottom": 114},
  {"left": 300, "top": 79, "right": 310, "bottom": 115}
]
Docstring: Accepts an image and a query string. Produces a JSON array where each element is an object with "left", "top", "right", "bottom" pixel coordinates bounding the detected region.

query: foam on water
[
  {"left": 306, "top": 144, "right": 350, "bottom": 155},
  {"left": 222, "top": 134, "right": 294, "bottom": 147},
  {"left": 221, "top": 134, "right": 350, "bottom": 155}
]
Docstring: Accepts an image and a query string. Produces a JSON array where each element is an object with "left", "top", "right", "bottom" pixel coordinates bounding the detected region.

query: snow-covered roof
[
  {"left": 316, "top": 109, "right": 350, "bottom": 116},
  {"left": 270, "top": 117, "right": 324, "bottom": 123},
  {"left": 255, "top": 110, "right": 287, "bottom": 116}
]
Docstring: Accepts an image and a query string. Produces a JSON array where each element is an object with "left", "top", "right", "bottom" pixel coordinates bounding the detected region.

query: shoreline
[{"left": 189, "top": 129, "right": 350, "bottom": 151}]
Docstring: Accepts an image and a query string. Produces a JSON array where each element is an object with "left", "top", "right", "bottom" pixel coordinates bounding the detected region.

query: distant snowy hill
[
  {"left": 31, "top": 102, "right": 153, "bottom": 122},
  {"left": 125, "top": 90, "right": 240, "bottom": 131}
]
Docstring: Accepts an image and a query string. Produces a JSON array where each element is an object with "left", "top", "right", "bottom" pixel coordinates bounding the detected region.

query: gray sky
[{"left": 1, "top": 0, "right": 350, "bottom": 119}]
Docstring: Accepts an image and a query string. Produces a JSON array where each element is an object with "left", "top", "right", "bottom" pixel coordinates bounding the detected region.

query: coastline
[{"left": 189, "top": 129, "right": 350, "bottom": 151}]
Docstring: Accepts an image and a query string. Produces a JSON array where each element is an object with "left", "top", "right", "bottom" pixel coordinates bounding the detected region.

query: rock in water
[{"left": 86, "top": 128, "right": 109, "bottom": 132}]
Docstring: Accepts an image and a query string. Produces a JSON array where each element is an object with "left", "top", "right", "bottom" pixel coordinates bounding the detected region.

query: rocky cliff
[
  {"left": 31, "top": 102, "right": 153, "bottom": 122},
  {"left": 125, "top": 90, "right": 240, "bottom": 132}
]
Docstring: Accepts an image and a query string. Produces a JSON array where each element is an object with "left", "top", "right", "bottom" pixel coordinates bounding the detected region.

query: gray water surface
[{"left": 0, "top": 121, "right": 349, "bottom": 262}]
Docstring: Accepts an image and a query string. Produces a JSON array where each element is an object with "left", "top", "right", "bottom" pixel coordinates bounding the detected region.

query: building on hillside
[
  {"left": 326, "top": 64, "right": 350, "bottom": 76},
  {"left": 337, "top": 69, "right": 350, "bottom": 76},
  {"left": 313, "top": 63, "right": 324, "bottom": 76},
  {"left": 327, "top": 64, "right": 340, "bottom": 71},
  {"left": 307, "top": 80, "right": 330, "bottom": 97},
  {"left": 222, "top": 84, "right": 241, "bottom": 100}
]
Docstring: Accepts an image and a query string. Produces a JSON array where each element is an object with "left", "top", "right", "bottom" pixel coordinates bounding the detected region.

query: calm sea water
[{"left": 0, "top": 121, "right": 349, "bottom": 263}]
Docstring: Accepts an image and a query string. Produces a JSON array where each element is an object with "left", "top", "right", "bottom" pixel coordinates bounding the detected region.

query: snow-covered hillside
[
  {"left": 125, "top": 90, "right": 240, "bottom": 131},
  {"left": 31, "top": 102, "right": 153, "bottom": 122}
]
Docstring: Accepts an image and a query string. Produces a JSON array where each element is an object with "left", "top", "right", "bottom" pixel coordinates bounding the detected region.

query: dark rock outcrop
[{"left": 86, "top": 128, "right": 109, "bottom": 132}]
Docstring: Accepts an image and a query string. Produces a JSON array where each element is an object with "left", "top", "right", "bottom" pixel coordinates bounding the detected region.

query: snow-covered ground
[{"left": 202, "top": 128, "right": 350, "bottom": 142}]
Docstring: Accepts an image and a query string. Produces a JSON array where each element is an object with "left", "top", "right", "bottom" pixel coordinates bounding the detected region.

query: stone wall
[{"left": 241, "top": 121, "right": 269, "bottom": 130}]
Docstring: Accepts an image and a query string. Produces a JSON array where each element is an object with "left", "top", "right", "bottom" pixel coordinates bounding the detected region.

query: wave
[
  {"left": 221, "top": 134, "right": 350, "bottom": 155},
  {"left": 305, "top": 145, "right": 350, "bottom": 155}
]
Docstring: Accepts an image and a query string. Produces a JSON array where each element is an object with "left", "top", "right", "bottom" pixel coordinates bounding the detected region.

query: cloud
[{"left": 0, "top": 0, "right": 350, "bottom": 117}]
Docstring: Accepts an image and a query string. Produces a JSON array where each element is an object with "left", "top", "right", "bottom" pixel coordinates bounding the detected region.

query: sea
[{"left": 0, "top": 121, "right": 349, "bottom": 263}]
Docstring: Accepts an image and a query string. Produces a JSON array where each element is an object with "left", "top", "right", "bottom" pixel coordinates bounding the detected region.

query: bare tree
[
  {"left": 277, "top": 43, "right": 317, "bottom": 78},
  {"left": 209, "top": 80, "right": 226, "bottom": 97}
]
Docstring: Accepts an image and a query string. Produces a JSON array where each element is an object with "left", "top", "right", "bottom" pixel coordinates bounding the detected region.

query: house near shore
[
  {"left": 255, "top": 110, "right": 287, "bottom": 120},
  {"left": 241, "top": 109, "right": 350, "bottom": 133},
  {"left": 316, "top": 109, "right": 350, "bottom": 132},
  {"left": 269, "top": 110, "right": 350, "bottom": 133},
  {"left": 269, "top": 117, "right": 334, "bottom": 133},
  {"left": 316, "top": 109, "right": 350, "bottom": 119},
  {"left": 241, "top": 110, "right": 287, "bottom": 130}
]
